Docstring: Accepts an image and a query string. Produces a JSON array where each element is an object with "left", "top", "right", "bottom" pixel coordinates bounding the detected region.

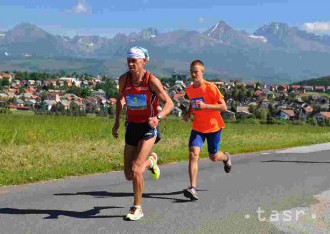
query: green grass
[
  {"left": 1, "top": 115, "right": 330, "bottom": 186},
  {"left": 11, "top": 110, "right": 35, "bottom": 116},
  {"left": 303, "top": 92, "right": 330, "bottom": 98}
]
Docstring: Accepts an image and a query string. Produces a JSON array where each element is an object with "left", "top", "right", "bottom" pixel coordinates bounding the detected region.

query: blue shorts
[{"left": 188, "top": 129, "right": 222, "bottom": 155}]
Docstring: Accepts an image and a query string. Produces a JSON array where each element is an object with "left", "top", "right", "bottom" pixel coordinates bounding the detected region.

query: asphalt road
[{"left": 1, "top": 143, "right": 330, "bottom": 234}]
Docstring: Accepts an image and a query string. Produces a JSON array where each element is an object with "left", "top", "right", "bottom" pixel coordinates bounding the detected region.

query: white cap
[{"left": 127, "top": 46, "right": 150, "bottom": 61}]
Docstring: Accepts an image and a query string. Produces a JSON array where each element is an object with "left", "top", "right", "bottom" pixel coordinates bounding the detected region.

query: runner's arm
[
  {"left": 197, "top": 85, "right": 227, "bottom": 112},
  {"left": 198, "top": 99, "right": 227, "bottom": 112},
  {"left": 115, "top": 75, "right": 127, "bottom": 123},
  {"left": 149, "top": 75, "right": 174, "bottom": 118}
]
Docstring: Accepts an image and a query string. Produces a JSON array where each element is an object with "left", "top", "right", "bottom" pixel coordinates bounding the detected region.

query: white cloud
[
  {"left": 73, "top": 0, "right": 89, "bottom": 14},
  {"left": 198, "top": 17, "right": 205, "bottom": 23},
  {"left": 303, "top": 22, "right": 330, "bottom": 34}
]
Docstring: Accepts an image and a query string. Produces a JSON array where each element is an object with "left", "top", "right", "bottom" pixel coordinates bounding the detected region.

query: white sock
[
  {"left": 149, "top": 157, "right": 154, "bottom": 168},
  {"left": 134, "top": 205, "right": 141, "bottom": 209}
]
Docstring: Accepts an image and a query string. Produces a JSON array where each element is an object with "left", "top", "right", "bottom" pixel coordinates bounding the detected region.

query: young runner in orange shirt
[{"left": 183, "top": 60, "right": 232, "bottom": 200}]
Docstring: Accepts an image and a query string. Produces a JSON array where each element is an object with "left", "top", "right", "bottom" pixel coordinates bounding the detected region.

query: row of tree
[{"left": 4, "top": 71, "right": 112, "bottom": 81}]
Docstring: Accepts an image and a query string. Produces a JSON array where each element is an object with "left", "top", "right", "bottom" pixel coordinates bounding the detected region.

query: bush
[
  {"left": 246, "top": 118, "right": 257, "bottom": 124},
  {"left": 0, "top": 107, "right": 11, "bottom": 114},
  {"left": 225, "top": 116, "right": 239, "bottom": 123},
  {"left": 255, "top": 109, "right": 268, "bottom": 120},
  {"left": 326, "top": 118, "right": 330, "bottom": 127},
  {"left": 266, "top": 117, "right": 276, "bottom": 125},
  {"left": 318, "top": 119, "right": 326, "bottom": 127},
  {"left": 307, "top": 118, "right": 318, "bottom": 126},
  {"left": 274, "top": 119, "right": 287, "bottom": 125},
  {"left": 237, "top": 114, "right": 248, "bottom": 122},
  {"left": 292, "top": 120, "right": 305, "bottom": 125},
  {"left": 260, "top": 120, "right": 267, "bottom": 124}
]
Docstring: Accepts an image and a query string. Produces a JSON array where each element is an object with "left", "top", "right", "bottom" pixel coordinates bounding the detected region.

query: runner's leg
[
  {"left": 124, "top": 144, "right": 137, "bottom": 181},
  {"left": 132, "top": 136, "right": 156, "bottom": 206}
]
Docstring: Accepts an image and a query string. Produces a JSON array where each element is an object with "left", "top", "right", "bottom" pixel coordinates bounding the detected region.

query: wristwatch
[{"left": 156, "top": 114, "right": 162, "bottom": 120}]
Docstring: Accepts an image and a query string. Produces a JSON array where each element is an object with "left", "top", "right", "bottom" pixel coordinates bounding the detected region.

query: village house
[
  {"left": 295, "top": 109, "right": 308, "bottom": 122},
  {"left": 27, "top": 80, "right": 35, "bottom": 86},
  {"left": 21, "top": 92, "right": 33, "bottom": 100},
  {"left": 93, "top": 89, "right": 106, "bottom": 97},
  {"left": 0, "top": 73, "right": 13, "bottom": 83},
  {"left": 314, "top": 86, "right": 326, "bottom": 93},
  {"left": 319, "top": 96, "right": 329, "bottom": 104},
  {"left": 58, "top": 80, "right": 65, "bottom": 87},
  {"left": 303, "top": 105, "right": 313, "bottom": 114},
  {"left": 315, "top": 112, "right": 330, "bottom": 122},
  {"left": 291, "top": 85, "right": 300, "bottom": 91},
  {"left": 221, "top": 110, "right": 236, "bottom": 119},
  {"left": 303, "top": 86, "right": 314, "bottom": 92},
  {"left": 0, "top": 100, "right": 5, "bottom": 107},
  {"left": 210, "top": 81, "right": 224, "bottom": 88},
  {"left": 267, "top": 84, "right": 278, "bottom": 91},
  {"left": 109, "top": 98, "right": 116, "bottom": 105},
  {"left": 245, "top": 82, "right": 255, "bottom": 90},
  {"left": 81, "top": 80, "right": 89, "bottom": 88},
  {"left": 259, "top": 99, "right": 270, "bottom": 109},
  {"left": 35, "top": 80, "right": 42, "bottom": 87},
  {"left": 42, "top": 100, "right": 57, "bottom": 111},
  {"left": 16, "top": 99, "right": 24, "bottom": 107},
  {"left": 276, "top": 109, "right": 295, "bottom": 120},
  {"left": 277, "top": 85, "right": 289, "bottom": 93},
  {"left": 24, "top": 99, "right": 36, "bottom": 109},
  {"left": 321, "top": 104, "right": 330, "bottom": 111},
  {"left": 236, "top": 106, "right": 252, "bottom": 118},
  {"left": 297, "top": 86, "right": 306, "bottom": 93}
]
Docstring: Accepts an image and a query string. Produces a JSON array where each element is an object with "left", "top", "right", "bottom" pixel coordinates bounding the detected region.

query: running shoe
[
  {"left": 223, "top": 152, "right": 232, "bottom": 173},
  {"left": 148, "top": 152, "right": 160, "bottom": 180},
  {"left": 125, "top": 206, "right": 144, "bottom": 221},
  {"left": 183, "top": 187, "right": 199, "bottom": 201}
]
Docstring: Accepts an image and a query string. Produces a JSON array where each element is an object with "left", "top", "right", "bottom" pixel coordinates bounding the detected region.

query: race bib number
[
  {"left": 191, "top": 97, "right": 204, "bottom": 110},
  {"left": 126, "top": 94, "right": 147, "bottom": 110}
]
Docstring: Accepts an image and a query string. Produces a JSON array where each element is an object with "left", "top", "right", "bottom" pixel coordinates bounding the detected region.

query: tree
[
  {"left": 255, "top": 82, "right": 262, "bottom": 91},
  {"left": 70, "top": 101, "right": 80, "bottom": 112},
  {"left": 255, "top": 109, "right": 268, "bottom": 120},
  {"left": 248, "top": 104, "right": 258, "bottom": 114},
  {"left": 237, "top": 90, "right": 245, "bottom": 102},
  {"left": 1, "top": 78, "right": 10, "bottom": 86},
  {"left": 311, "top": 104, "right": 321, "bottom": 114},
  {"left": 247, "top": 89, "right": 254, "bottom": 98},
  {"left": 108, "top": 104, "right": 114, "bottom": 116},
  {"left": 233, "top": 87, "right": 239, "bottom": 100},
  {"left": 80, "top": 88, "right": 91, "bottom": 98}
]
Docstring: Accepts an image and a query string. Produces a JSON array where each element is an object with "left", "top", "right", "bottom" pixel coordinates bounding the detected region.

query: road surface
[{"left": 1, "top": 143, "right": 330, "bottom": 233}]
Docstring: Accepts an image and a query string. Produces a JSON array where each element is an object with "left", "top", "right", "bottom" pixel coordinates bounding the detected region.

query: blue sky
[{"left": 0, "top": 0, "right": 330, "bottom": 37}]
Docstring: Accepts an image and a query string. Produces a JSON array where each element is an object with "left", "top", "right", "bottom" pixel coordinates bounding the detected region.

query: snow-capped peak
[
  {"left": 208, "top": 22, "right": 220, "bottom": 36},
  {"left": 249, "top": 34, "right": 268, "bottom": 43}
]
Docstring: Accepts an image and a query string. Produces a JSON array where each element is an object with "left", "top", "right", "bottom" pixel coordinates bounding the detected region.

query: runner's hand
[
  {"left": 196, "top": 100, "right": 206, "bottom": 110},
  {"left": 148, "top": 117, "right": 159, "bottom": 128},
  {"left": 112, "top": 121, "right": 120, "bottom": 138}
]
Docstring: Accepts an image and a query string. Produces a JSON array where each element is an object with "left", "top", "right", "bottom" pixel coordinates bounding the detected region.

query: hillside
[{"left": 293, "top": 75, "right": 330, "bottom": 86}]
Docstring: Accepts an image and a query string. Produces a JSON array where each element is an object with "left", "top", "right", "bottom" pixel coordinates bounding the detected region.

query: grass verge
[{"left": 1, "top": 115, "right": 330, "bottom": 186}]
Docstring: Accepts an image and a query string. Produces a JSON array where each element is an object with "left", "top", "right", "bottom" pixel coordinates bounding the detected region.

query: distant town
[{"left": 0, "top": 71, "right": 330, "bottom": 125}]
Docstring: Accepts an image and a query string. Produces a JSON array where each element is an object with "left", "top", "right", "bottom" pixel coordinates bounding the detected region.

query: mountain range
[{"left": 1, "top": 22, "right": 330, "bottom": 83}]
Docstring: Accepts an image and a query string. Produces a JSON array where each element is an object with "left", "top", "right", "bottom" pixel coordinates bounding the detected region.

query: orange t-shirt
[{"left": 186, "top": 80, "right": 225, "bottom": 133}]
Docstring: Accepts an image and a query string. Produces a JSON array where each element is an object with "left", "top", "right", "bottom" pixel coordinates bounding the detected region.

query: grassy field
[
  {"left": 302, "top": 92, "right": 330, "bottom": 98},
  {"left": 1, "top": 114, "right": 330, "bottom": 186}
]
